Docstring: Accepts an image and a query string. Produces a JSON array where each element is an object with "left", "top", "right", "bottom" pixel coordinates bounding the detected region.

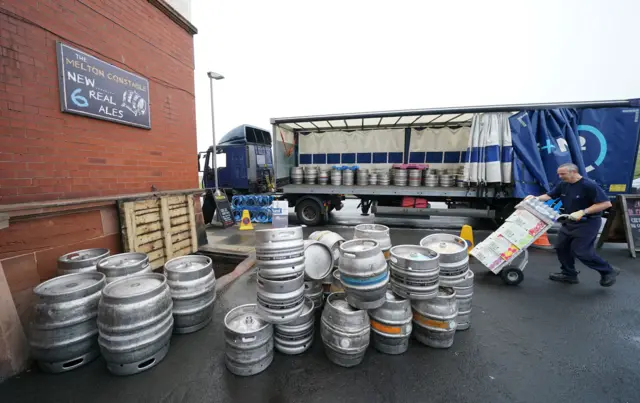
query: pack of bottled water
[{"left": 519, "top": 198, "right": 560, "bottom": 223}]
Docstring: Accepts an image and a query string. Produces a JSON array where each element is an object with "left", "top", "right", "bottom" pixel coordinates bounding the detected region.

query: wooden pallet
[{"left": 118, "top": 194, "right": 198, "bottom": 270}]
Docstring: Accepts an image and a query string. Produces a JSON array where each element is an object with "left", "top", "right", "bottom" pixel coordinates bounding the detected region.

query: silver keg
[
  {"left": 369, "top": 290, "right": 412, "bottom": 355},
  {"left": 357, "top": 169, "right": 369, "bottom": 186},
  {"left": 321, "top": 292, "right": 370, "bottom": 367},
  {"left": 256, "top": 272, "right": 305, "bottom": 324},
  {"left": 304, "top": 280, "right": 324, "bottom": 312},
  {"left": 368, "top": 173, "right": 378, "bottom": 186},
  {"left": 29, "top": 272, "right": 106, "bottom": 373},
  {"left": 318, "top": 169, "right": 329, "bottom": 185},
  {"left": 338, "top": 239, "right": 388, "bottom": 310},
  {"left": 420, "top": 234, "right": 469, "bottom": 285},
  {"left": 255, "top": 227, "right": 305, "bottom": 280},
  {"left": 330, "top": 169, "right": 342, "bottom": 185},
  {"left": 164, "top": 255, "right": 216, "bottom": 334},
  {"left": 97, "top": 252, "right": 152, "bottom": 284},
  {"left": 393, "top": 168, "right": 407, "bottom": 186},
  {"left": 290, "top": 166, "right": 304, "bottom": 184},
  {"left": 330, "top": 270, "right": 344, "bottom": 293},
  {"left": 274, "top": 297, "right": 315, "bottom": 355},
  {"left": 342, "top": 169, "right": 354, "bottom": 186},
  {"left": 377, "top": 170, "right": 390, "bottom": 186},
  {"left": 224, "top": 304, "right": 274, "bottom": 376},
  {"left": 309, "top": 230, "right": 345, "bottom": 267},
  {"left": 424, "top": 173, "right": 439, "bottom": 187},
  {"left": 454, "top": 270, "right": 474, "bottom": 331},
  {"left": 98, "top": 273, "right": 174, "bottom": 375},
  {"left": 440, "top": 173, "right": 455, "bottom": 187},
  {"left": 412, "top": 287, "right": 458, "bottom": 348},
  {"left": 304, "top": 166, "right": 318, "bottom": 184},
  {"left": 353, "top": 224, "right": 392, "bottom": 260},
  {"left": 408, "top": 169, "right": 422, "bottom": 187},
  {"left": 57, "top": 248, "right": 110, "bottom": 276},
  {"left": 455, "top": 174, "right": 466, "bottom": 187},
  {"left": 303, "top": 240, "right": 333, "bottom": 281},
  {"left": 389, "top": 245, "right": 440, "bottom": 300}
]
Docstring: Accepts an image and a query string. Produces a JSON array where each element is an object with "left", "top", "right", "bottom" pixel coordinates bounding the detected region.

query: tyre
[
  {"left": 296, "top": 199, "right": 323, "bottom": 226},
  {"left": 500, "top": 267, "right": 524, "bottom": 286}
]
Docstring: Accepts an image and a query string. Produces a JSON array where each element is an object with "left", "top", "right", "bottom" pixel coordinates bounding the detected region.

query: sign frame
[
  {"left": 596, "top": 194, "right": 640, "bottom": 258},
  {"left": 56, "top": 42, "right": 151, "bottom": 129}
]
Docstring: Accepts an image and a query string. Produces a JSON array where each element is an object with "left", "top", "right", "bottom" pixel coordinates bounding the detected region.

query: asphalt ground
[{"left": 1, "top": 222, "right": 637, "bottom": 403}]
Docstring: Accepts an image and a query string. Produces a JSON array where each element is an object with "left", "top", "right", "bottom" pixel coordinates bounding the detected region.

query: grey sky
[{"left": 191, "top": 0, "right": 639, "bottom": 153}]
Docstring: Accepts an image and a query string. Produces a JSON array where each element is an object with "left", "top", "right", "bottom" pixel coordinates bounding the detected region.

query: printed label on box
[
  {"left": 471, "top": 243, "right": 503, "bottom": 272},
  {"left": 271, "top": 201, "right": 289, "bottom": 215},
  {"left": 484, "top": 234, "right": 519, "bottom": 262},
  {"left": 506, "top": 209, "right": 547, "bottom": 236},
  {"left": 497, "top": 222, "right": 535, "bottom": 249}
]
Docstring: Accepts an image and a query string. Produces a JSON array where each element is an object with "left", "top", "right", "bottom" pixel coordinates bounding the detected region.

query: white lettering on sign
[
  {"left": 66, "top": 71, "right": 96, "bottom": 87},
  {"left": 89, "top": 90, "right": 116, "bottom": 105},
  {"left": 99, "top": 105, "right": 124, "bottom": 118}
]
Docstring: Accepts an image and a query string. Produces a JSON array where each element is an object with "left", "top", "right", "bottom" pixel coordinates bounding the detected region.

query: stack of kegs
[
  {"left": 255, "top": 227, "right": 306, "bottom": 324},
  {"left": 420, "top": 234, "right": 473, "bottom": 331},
  {"left": 318, "top": 168, "right": 329, "bottom": 185},
  {"left": 290, "top": 166, "right": 304, "bottom": 184},
  {"left": 368, "top": 172, "right": 378, "bottom": 185},
  {"left": 393, "top": 167, "right": 407, "bottom": 186},
  {"left": 424, "top": 172, "right": 439, "bottom": 187},
  {"left": 330, "top": 168, "right": 342, "bottom": 185},
  {"left": 304, "top": 166, "right": 318, "bottom": 184},
  {"left": 408, "top": 169, "right": 422, "bottom": 187},
  {"left": 377, "top": 169, "right": 390, "bottom": 186},
  {"left": 357, "top": 169, "right": 369, "bottom": 186},
  {"left": 439, "top": 172, "right": 455, "bottom": 187},
  {"left": 342, "top": 168, "right": 355, "bottom": 186},
  {"left": 30, "top": 247, "right": 219, "bottom": 377}
]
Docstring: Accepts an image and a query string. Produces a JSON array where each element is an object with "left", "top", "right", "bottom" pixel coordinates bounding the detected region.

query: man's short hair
[{"left": 558, "top": 163, "right": 579, "bottom": 172}]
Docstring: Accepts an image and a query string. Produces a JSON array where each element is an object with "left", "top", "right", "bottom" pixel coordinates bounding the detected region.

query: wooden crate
[{"left": 119, "top": 194, "right": 198, "bottom": 269}]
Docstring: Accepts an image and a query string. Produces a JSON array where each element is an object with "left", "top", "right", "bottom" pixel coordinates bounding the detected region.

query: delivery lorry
[{"left": 200, "top": 99, "right": 640, "bottom": 226}]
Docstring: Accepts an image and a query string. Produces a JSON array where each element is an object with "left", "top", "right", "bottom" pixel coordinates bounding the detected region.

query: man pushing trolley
[{"left": 526, "top": 163, "right": 620, "bottom": 287}]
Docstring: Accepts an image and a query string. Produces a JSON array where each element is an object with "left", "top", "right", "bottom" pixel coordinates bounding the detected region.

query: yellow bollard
[
  {"left": 239, "top": 210, "right": 253, "bottom": 230},
  {"left": 459, "top": 224, "right": 474, "bottom": 254}
]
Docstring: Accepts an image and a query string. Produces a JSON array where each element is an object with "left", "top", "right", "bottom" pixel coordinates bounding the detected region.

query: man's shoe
[
  {"left": 600, "top": 266, "right": 620, "bottom": 287},
  {"left": 549, "top": 272, "right": 580, "bottom": 284}
]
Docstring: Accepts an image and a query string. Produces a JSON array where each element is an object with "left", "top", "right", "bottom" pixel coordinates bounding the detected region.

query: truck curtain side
[{"left": 271, "top": 99, "right": 640, "bottom": 226}]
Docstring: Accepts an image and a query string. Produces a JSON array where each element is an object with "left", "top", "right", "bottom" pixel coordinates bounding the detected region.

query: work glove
[
  {"left": 524, "top": 195, "right": 535, "bottom": 201},
  {"left": 569, "top": 210, "right": 585, "bottom": 221}
]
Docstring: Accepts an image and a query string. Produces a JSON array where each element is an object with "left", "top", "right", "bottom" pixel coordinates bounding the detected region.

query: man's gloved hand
[
  {"left": 524, "top": 195, "right": 535, "bottom": 201},
  {"left": 569, "top": 210, "right": 585, "bottom": 221}
]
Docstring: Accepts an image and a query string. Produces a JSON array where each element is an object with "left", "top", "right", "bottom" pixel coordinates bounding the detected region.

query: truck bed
[{"left": 281, "top": 184, "right": 496, "bottom": 197}]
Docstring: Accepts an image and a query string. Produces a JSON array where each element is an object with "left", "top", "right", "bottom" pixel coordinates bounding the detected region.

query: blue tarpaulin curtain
[{"left": 509, "top": 109, "right": 587, "bottom": 198}]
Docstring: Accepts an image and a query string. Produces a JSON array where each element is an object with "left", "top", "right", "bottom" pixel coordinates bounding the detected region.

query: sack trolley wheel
[{"left": 498, "top": 249, "right": 528, "bottom": 286}]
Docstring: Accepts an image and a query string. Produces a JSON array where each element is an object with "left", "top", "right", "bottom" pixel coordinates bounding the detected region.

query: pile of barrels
[
  {"left": 28, "top": 249, "right": 216, "bottom": 376},
  {"left": 291, "top": 165, "right": 468, "bottom": 188},
  {"left": 223, "top": 225, "right": 475, "bottom": 375}
]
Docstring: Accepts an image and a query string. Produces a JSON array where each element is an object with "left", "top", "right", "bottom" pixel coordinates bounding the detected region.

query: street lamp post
[{"left": 207, "top": 71, "right": 225, "bottom": 195}]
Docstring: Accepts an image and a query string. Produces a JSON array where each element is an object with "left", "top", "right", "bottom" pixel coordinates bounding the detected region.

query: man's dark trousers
[{"left": 555, "top": 217, "right": 613, "bottom": 276}]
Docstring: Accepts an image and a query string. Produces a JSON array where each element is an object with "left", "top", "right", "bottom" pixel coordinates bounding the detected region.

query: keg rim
[
  {"left": 102, "top": 272, "right": 167, "bottom": 301},
  {"left": 390, "top": 245, "right": 439, "bottom": 261},
  {"left": 97, "top": 252, "right": 149, "bottom": 269},
  {"left": 224, "top": 303, "right": 270, "bottom": 333},
  {"left": 354, "top": 224, "right": 390, "bottom": 235},
  {"left": 255, "top": 226, "right": 304, "bottom": 236},
  {"left": 326, "top": 292, "right": 362, "bottom": 314},
  {"left": 303, "top": 240, "right": 333, "bottom": 280},
  {"left": 58, "top": 248, "right": 110, "bottom": 264},
  {"left": 34, "top": 271, "right": 106, "bottom": 298},
  {"left": 340, "top": 238, "right": 380, "bottom": 254},
  {"left": 164, "top": 254, "right": 212, "bottom": 274},
  {"left": 419, "top": 234, "right": 467, "bottom": 254}
]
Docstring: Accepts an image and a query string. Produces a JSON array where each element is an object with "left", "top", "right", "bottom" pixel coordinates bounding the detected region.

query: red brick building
[{"left": 0, "top": 0, "right": 199, "bottom": 379}]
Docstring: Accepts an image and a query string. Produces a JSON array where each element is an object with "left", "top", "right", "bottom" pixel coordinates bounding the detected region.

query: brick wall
[{"left": 0, "top": 0, "right": 198, "bottom": 204}]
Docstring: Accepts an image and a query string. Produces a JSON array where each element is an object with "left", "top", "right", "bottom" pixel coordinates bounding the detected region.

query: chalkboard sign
[
  {"left": 56, "top": 42, "right": 151, "bottom": 129},
  {"left": 213, "top": 190, "right": 235, "bottom": 229},
  {"left": 597, "top": 194, "right": 640, "bottom": 258}
]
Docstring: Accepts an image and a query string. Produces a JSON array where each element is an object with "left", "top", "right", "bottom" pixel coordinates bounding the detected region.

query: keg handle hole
[
  {"left": 62, "top": 358, "right": 84, "bottom": 369},
  {"left": 241, "top": 336, "right": 256, "bottom": 343},
  {"left": 137, "top": 358, "right": 155, "bottom": 369},
  {"left": 343, "top": 253, "right": 356, "bottom": 259}
]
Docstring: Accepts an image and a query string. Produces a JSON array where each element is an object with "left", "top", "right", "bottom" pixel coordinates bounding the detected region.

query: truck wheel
[{"left": 296, "top": 199, "right": 323, "bottom": 226}]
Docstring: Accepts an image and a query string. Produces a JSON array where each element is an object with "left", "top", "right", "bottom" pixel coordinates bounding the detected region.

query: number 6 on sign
[{"left": 71, "top": 88, "right": 89, "bottom": 107}]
